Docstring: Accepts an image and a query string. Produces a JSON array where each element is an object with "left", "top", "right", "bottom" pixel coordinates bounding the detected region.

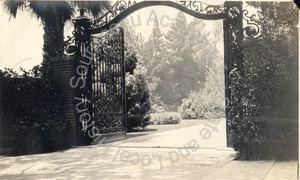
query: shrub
[
  {"left": 126, "top": 72, "right": 151, "bottom": 130},
  {"left": 228, "top": 2, "right": 298, "bottom": 160},
  {"left": 228, "top": 116, "right": 264, "bottom": 160},
  {"left": 179, "top": 62, "right": 226, "bottom": 120},
  {"left": 229, "top": 116, "right": 298, "bottom": 160},
  {"left": 125, "top": 46, "right": 151, "bottom": 131},
  {"left": 259, "top": 118, "right": 298, "bottom": 160},
  {"left": 149, "top": 112, "right": 182, "bottom": 125},
  {"left": 93, "top": 94, "right": 125, "bottom": 133},
  {"left": 179, "top": 91, "right": 225, "bottom": 119},
  {"left": 228, "top": 44, "right": 298, "bottom": 160}
]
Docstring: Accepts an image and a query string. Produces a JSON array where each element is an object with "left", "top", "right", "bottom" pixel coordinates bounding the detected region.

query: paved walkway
[
  {"left": 0, "top": 147, "right": 236, "bottom": 180},
  {"left": 0, "top": 146, "right": 296, "bottom": 179},
  {"left": 127, "top": 119, "right": 212, "bottom": 139},
  {"left": 0, "top": 119, "right": 297, "bottom": 179},
  {"left": 119, "top": 118, "right": 226, "bottom": 149}
]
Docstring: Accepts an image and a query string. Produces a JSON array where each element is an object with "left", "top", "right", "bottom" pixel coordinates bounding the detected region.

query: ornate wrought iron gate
[
  {"left": 71, "top": 1, "right": 261, "bottom": 146},
  {"left": 91, "top": 27, "right": 127, "bottom": 142},
  {"left": 73, "top": 12, "right": 127, "bottom": 144}
]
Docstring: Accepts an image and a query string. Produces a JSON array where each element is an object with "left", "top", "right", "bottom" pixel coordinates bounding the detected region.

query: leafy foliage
[
  {"left": 179, "top": 91, "right": 225, "bottom": 119},
  {"left": 124, "top": 39, "right": 151, "bottom": 131},
  {"left": 228, "top": 2, "right": 298, "bottom": 160},
  {"left": 93, "top": 94, "right": 124, "bottom": 133},
  {"left": 228, "top": 67, "right": 265, "bottom": 159},
  {"left": 1, "top": 67, "right": 69, "bottom": 155},
  {"left": 140, "top": 16, "right": 167, "bottom": 109},
  {"left": 142, "top": 13, "right": 204, "bottom": 110},
  {"left": 138, "top": 12, "right": 224, "bottom": 113},
  {"left": 155, "top": 12, "right": 203, "bottom": 108},
  {"left": 179, "top": 21, "right": 225, "bottom": 119},
  {"left": 149, "top": 112, "right": 182, "bottom": 125},
  {"left": 2, "top": 1, "right": 111, "bottom": 20},
  {"left": 126, "top": 72, "right": 151, "bottom": 130}
]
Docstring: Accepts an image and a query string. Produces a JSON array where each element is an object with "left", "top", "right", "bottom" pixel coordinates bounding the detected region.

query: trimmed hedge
[
  {"left": 227, "top": 2, "right": 298, "bottom": 160},
  {"left": 0, "top": 68, "right": 70, "bottom": 155},
  {"left": 149, "top": 112, "right": 182, "bottom": 125}
]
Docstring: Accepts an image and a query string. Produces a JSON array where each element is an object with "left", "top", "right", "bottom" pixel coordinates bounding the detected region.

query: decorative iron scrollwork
[
  {"left": 242, "top": 10, "right": 262, "bottom": 39},
  {"left": 92, "top": 0, "right": 137, "bottom": 29},
  {"left": 91, "top": 0, "right": 225, "bottom": 30},
  {"left": 228, "top": 24, "right": 239, "bottom": 49},
  {"left": 228, "top": 6, "right": 240, "bottom": 19},
  {"left": 177, "top": 1, "right": 224, "bottom": 14},
  {"left": 64, "top": 35, "right": 76, "bottom": 55}
]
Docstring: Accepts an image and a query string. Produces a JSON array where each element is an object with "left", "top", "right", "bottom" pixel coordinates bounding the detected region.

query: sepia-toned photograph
[{"left": 0, "top": 0, "right": 298, "bottom": 179}]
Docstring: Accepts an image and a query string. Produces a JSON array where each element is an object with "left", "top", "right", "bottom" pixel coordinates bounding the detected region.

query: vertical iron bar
[
  {"left": 121, "top": 28, "right": 127, "bottom": 135},
  {"left": 105, "top": 49, "right": 108, "bottom": 96},
  {"left": 91, "top": 40, "right": 95, "bottom": 125},
  {"left": 101, "top": 54, "right": 103, "bottom": 96}
]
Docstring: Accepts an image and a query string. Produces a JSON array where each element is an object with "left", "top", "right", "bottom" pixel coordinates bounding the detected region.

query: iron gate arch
[{"left": 72, "top": 1, "right": 262, "bottom": 145}]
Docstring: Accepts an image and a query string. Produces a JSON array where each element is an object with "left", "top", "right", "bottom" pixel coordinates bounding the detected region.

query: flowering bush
[
  {"left": 149, "top": 112, "right": 182, "bottom": 125},
  {"left": 179, "top": 60, "right": 226, "bottom": 120},
  {"left": 179, "top": 91, "right": 225, "bottom": 119}
]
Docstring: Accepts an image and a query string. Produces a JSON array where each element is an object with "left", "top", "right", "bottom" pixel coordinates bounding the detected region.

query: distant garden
[{"left": 122, "top": 11, "right": 226, "bottom": 126}]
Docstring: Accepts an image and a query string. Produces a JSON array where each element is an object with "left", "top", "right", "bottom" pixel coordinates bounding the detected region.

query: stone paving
[
  {"left": 0, "top": 146, "right": 297, "bottom": 180},
  {"left": 0, "top": 118, "right": 297, "bottom": 179},
  {"left": 114, "top": 118, "right": 227, "bottom": 149},
  {"left": 0, "top": 147, "right": 235, "bottom": 179}
]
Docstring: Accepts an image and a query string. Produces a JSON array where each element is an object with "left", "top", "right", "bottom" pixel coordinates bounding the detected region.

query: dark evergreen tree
[
  {"left": 122, "top": 23, "right": 151, "bottom": 130},
  {"left": 155, "top": 12, "right": 203, "bottom": 108},
  {"left": 141, "top": 15, "right": 166, "bottom": 110}
]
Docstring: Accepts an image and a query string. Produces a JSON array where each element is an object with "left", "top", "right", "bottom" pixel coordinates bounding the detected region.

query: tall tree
[
  {"left": 178, "top": 18, "right": 225, "bottom": 119},
  {"left": 143, "top": 15, "right": 165, "bottom": 73},
  {"left": 141, "top": 15, "right": 166, "bottom": 109},
  {"left": 191, "top": 19, "right": 222, "bottom": 71},
  {"left": 155, "top": 12, "right": 202, "bottom": 108},
  {"left": 121, "top": 20, "right": 145, "bottom": 57},
  {"left": 165, "top": 11, "right": 190, "bottom": 58}
]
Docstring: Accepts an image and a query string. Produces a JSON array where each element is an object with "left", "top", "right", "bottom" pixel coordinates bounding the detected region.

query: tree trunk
[{"left": 42, "top": 15, "right": 65, "bottom": 78}]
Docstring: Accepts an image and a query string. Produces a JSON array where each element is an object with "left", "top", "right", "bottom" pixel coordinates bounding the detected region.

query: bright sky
[
  {"left": 0, "top": 9, "right": 43, "bottom": 71},
  {"left": 0, "top": 0, "right": 292, "bottom": 71}
]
